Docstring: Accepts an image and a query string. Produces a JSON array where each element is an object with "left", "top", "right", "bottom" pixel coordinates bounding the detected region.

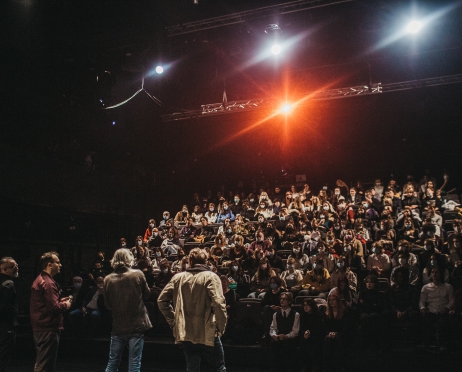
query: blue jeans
[
  {"left": 181, "top": 337, "right": 226, "bottom": 372},
  {"left": 105, "top": 333, "right": 145, "bottom": 372}
]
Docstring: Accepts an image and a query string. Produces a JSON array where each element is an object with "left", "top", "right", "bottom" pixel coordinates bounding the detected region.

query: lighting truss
[
  {"left": 166, "top": 0, "right": 354, "bottom": 36},
  {"left": 161, "top": 83, "right": 382, "bottom": 122},
  {"left": 161, "top": 74, "right": 462, "bottom": 122}
]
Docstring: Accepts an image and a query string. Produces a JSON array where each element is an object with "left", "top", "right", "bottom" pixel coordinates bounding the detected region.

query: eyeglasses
[{"left": 5, "top": 264, "right": 18, "bottom": 269}]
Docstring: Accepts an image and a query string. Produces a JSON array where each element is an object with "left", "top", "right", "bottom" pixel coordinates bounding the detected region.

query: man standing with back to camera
[
  {"left": 158, "top": 248, "right": 227, "bottom": 372},
  {"left": 30, "top": 251, "right": 72, "bottom": 372},
  {"left": 103, "top": 248, "right": 152, "bottom": 372}
]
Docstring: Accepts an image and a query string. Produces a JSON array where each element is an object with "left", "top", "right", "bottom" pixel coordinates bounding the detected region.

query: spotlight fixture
[{"left": 265, "top": 24, "right": 282, "bottom": 35}]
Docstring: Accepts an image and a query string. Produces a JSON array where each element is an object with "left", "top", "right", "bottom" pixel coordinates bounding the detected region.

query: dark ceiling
[{"left": 1, "top": 0, "right": 462, "bottom": 198}]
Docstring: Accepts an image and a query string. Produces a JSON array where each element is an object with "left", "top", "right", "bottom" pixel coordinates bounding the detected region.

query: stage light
[
  {"left": 271, "top": 44, "right": 281, "bottom": 55},
  {"left": 112, "top": 121, "right": 116, "bottom": 125},
  {"left": 406, "top": 20, "right": 423, "bottom": 34},
  {"left": 155, "top": 65, "right": 164, "bottom": 74},
  {"left": 280, "top": 103, "right": 292, "bottom": 114}
]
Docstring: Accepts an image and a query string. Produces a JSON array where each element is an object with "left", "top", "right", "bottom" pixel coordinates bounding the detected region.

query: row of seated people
[{"left": 232, "top": 267, "right": 462, "bottom": 372}]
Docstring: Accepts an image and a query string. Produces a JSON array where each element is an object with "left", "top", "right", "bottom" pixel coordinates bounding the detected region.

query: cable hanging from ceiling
[{"left": 101, "top": 77, "right": 163, "bottom": 109}]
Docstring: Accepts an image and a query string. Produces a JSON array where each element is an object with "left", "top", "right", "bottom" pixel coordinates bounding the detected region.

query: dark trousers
[
  {"left": 33, "top": 330, "right": 60, "bottom": 372},
  {"left": 269, "top": 338, "right": 298, "bottom": 372},
  {"left": 181, "top": 337, "right": 226, "bottom": 372},
  {"left": 0, "top": 330, "right": 15, "bottom": 372}
]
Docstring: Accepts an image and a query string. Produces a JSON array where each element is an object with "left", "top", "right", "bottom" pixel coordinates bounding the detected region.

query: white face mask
[
  {"left": 209, "top": 208, "right": 214, "bottom": 212},
  {"left": 162, "top": 269, "right": 168, "bottom": 274},
  {"left": 398, "top": 258, "right": 407, "bottom": 266},
  {"left": 232, "top": 266, "right": 238, "bottom": 272},
  {"left": 138, "top": 241, "right": 142, "bottom": 246},
  {"left": 323, "top": 206, "right": 329, "bottom": 211},
  {"left": 121, "top": 243, "right": 126, "bottom": 247},
  {"left": 184, "top": 264, "right": 189, "bottom": 269}
]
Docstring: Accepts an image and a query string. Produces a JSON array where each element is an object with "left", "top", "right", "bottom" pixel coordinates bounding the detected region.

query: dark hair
[
  {"left": 40, "top": 251, "right": 59, "bottom": 270},
  {"left": 269, "top": 275, "right": 282, "bottom": 287},
  {"left": 398, "top": 250, "right": 410, "bottom": 259},
  {"left": 392, "top": 266, "right": 410, "bottom": 284},
  {"left": 302, "top": 298, "right": 322, "bottom": 317},
  {"left": 364, "top": 275, "right": 378, "bottom": 285}
]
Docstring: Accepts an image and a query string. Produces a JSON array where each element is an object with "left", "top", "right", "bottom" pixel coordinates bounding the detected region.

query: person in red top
[
  {"left": 30, "top": 252, "right": 71, "bottom": 372},
  {"left": 143, "top": 219, "right": 156, "bottom": 242}
]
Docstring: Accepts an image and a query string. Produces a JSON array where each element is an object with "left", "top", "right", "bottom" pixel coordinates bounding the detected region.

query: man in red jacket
[{"left": 30, "top": 252, "right": 71, "bottom": 372}]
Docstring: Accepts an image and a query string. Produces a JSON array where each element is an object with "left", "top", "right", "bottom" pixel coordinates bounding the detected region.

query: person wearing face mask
[
  {"left": 248, "top": 258, "right": 276, "bottom": 298},
  {"left": 170, "top": 249, "right": 186, "bottom": 273},
  {"left": 190, "top": 205, "right": 203, "bottom": 224},
  {"left": 418, "top": 220, "right": 440, "bottom": 249},
  {"left": 143, "top": 219, "right": 156, "bottom": 242},
  {"left": 300, "top": 258, "right": 331, "bottom": 298},
  {"left": 287, "top": 242, "right": 310, "bottom": 272},
  {"left": 310, "top": 245, "right": 336, "bottom": 274},
  {"left": 330, "top": 256, "right": 358, "bottom": 293},
  {"left": 230, "top": 195, "right": 242, "bottom": 216},
  {"left": 250, "top": 231, "right": 271, "bottom": 253},
  {"left": 131, "top": 235, "right": 146, "bottom": 257},
  {"left": 158, "top": 211, "right": 171, "bottom": 231},
  {"left": 366, "top": 242, "right": 391, "bottom": 278},
  {"left": 148, "top": 228, "right": 163, "bottom": 248},
  {"left": 422, "top": 253, "right": 450, "bottom": 285},
  {"left": 204, "top": 203, "right": 218, "bottom": 223},
  {"left": 173, "top": 205, "right": 190, "bottom": 224},
  {"left": 389, "top": 251, "right": 419, "bottom": 286},
  {"left": 343, "top": 229, "right": 364, "bottom": 257},
  {"left": 151, "top": 247, "right": 166, "bottom": 272},
  {"left": 0, "top": 257, "right": 19, "bottom": 372},
  {"left": 397, "top": 217, "right": 418, "bottom": 243},
  {"left": 255, "top": 202, "right": 272, "bottom": 220},
  {"left": 390, "top": 240, "right": 418, "bottom": 268},
  {"left": 259, "top": 191, "right": 273, "bottom": 207},
  {"left": 119, "top": 237, "right": 127, "bottom": 249},
  {"left": 343, "top": 243, "right": 366, "bottom": 280},
  {"left": 216, "top": 202, "right": 235, "bottom": 223},
  {"left": 280, "top": 258, "right": 303, "bottom": 295},
  {"left": 179, "top": 217, "right": 197, "bottom": 241},
  {"left": 425, "top": 206, "right": 443, "bottom": 229},
  {"left": 154, "top": 262, "right": 175, "bottom": 291},
  {"left": 161, "top": 228, "right": 181, "bottom": 257},
  {"left": 226, "top": 260, "right": 251, "bottom": 298}
]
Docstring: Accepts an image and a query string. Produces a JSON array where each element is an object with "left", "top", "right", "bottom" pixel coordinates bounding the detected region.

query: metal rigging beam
[
  {"left": 160, "top": 74, "right": 462, "bottom": 123},
  {"left": 166, "top": 0, "right": 354, "bottom": 36}
]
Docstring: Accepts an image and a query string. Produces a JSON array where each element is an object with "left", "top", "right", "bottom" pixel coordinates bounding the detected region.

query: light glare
[
  {"left": 271, "top": 44, "right": 281, "bottom": 55},
  {"left": 280, "top": 103, "right": 292, "bottom": 113},
  {"left": 406, "top": 20, "right": 423, "bottom": 33},
  {"left": 155, "top": 65, "right": 164, "bottom": 74}
]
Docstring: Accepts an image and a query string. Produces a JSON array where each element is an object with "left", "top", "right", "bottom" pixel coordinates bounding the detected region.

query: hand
[
  {"left": 272, "top": 335, "right": 279, "bottom": 341},
  {"left": 420, "top": 308, "right": 427, "bottom": 316},
  {"left": 81, "top": 307, "right": 87, "bottom": 315},
  {"left": 279, "top": 334, "right": 287, "bottom": 340},
  {"left": 304, "top": 330, "right": 311, "bottom": 339},
  {"left": 328, "top": 332, "right": 337, "bottom": 338},
  {"left": 439, "top": 307, "right": 449, "bottom": 315}
]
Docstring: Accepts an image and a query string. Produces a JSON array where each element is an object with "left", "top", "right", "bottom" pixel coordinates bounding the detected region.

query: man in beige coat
[{"left": 158, "top": 248, "right": 227, "bottom": 371}]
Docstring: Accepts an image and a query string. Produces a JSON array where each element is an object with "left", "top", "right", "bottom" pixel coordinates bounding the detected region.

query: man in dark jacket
[
  {"left": 0, "top": 257, "right": 19, "bottom": 372},
  {"left": 30, "top": 252, "right": 72, "bottom": 372},
  {"left": 103, "top": 249, "right": 152, "bottom": 372}
]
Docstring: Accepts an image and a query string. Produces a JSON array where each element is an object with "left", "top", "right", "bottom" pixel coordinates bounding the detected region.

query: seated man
[
  {"left": 366, "top": 242, "right": 391, "bottom": 278},
  {"left": 419, "top": 266, "right": 456, "bottom": 351},
  {"left": 390, "top": 251, "right": 419, "bottom": 286},
  {"left": 299, "top": 258, "right": 331, "bottom": 299},
  {"left": 269, "top": 292, "right": 300, "bottom": 372},
  {"left": 68, "top": 276, "right": 107, "bottom": 336}
]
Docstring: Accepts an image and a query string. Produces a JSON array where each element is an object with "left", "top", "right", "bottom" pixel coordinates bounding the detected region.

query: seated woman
[
  {"left": 357, "top": 275, "right": 386, "bottom": 349},
  {"left": 170, "top": 249, "right": 186, "bottom": 272},
  {"left": 300, "top": 258, "right": 331, "bottom": 299},
  {"left": 216, "top": 201, "right": 235, "bottom": 223},
  {"left": 329, "top": 275, "right": 355, "bottom": 308},
  {"left": 255, "top": 202, "right": 273, "bottom": 220},
  {"left": 366, "top": 241, "right": 391, "bottom": 278},
  {"left": 387, "top": 266, "right": 420, "bottom": 323},
  {"left": 179, "top": 217, "right": 197, "bottom": 240},
  {"left": 309, "top": 245, "right": 336, "bottom": 274},
  {"left": 143, "top": 219, "right": 156, "bottom": 242},
  {"left": 299, "top": 298, "right": 325, "bottom": 372},
  {"left": 330, "top": 255, "right": 358, "bottom": 293},
  {"left": 161, "top": 227, "right": 181, "bottom": 256},
  {"left": 174, "top": 205, "right": 190, "bottom": 223},
  {"left": 190, "top": 204, "right": 203, "bottom": 224},
  {"left": 151, "top": 247, "right": 167, "bottom": 272},
  {"left": 422, "top": 253, "right": 450, "bottom": 284},
  {"left": 397, "top": 216, "right": 419, "bottom": 243},
  {"left": 133, "top": 244, "right": 151, "bottom": 268},
  {"left": 204, "top": 203, "right": 218, "bottom": 223},
  {"left": 227, "top": 260, "right": 251, "bottom": 299},
  {"left": 323, "top": 293, "right": 350, "bottom": 372},
  {"left": 280, "top": 258, "right": 303, "bottom": 296},
  {"left": 287, "top": 241, "right": 310, "bottom": 273},
  {"left": 248, "top": 258, "right": 276, "bottom": 298}
]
